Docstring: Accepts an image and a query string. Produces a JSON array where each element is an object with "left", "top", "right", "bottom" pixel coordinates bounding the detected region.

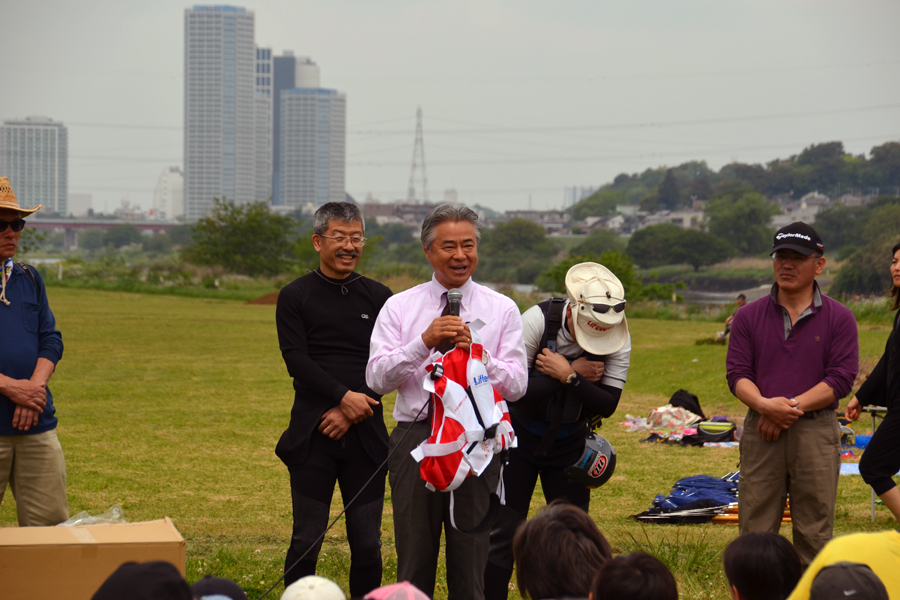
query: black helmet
[{"left": 564, "top": 433, "right": 616, "bottom": 489}]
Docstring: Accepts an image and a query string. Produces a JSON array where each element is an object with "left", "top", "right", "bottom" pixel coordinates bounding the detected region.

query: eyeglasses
[
  {"left": 772, "top": 252, "right": 816, "bottom": 266},
  {"left": 580, "top": 300, "right": 627, "bottom": 315},
  {"left": 320, "top": 234, "right": 367, "bottom": 247},
  {"left": 0, "top": 219, "right": 25, "bottom": 233}
]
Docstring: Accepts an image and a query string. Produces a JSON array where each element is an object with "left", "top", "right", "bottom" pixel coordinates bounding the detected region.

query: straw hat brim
[{"left": 0, "top": 202, "right": 41, "bottom": 217}]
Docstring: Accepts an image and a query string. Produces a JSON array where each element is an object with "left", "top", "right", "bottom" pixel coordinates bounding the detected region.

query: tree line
[
  {"left": 573, "top": 140, "right": 900, "bottom": 217},
  {"left": 25, "top": 138, "right": 900, "bottom": 298}
]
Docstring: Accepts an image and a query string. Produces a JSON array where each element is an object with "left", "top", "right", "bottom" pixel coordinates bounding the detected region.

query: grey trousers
[
  {"left": 739, "top": 408, "right": 840, "bottom": 567},
  {"left": 389, "top": 421, "right": 500, "bottom": 600}
]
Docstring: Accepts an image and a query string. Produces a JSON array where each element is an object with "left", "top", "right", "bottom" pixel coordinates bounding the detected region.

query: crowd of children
[{"left": 87, "top": 500, "right": 893, "bottom": 600}]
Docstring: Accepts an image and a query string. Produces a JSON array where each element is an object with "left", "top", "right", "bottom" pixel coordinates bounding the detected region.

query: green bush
[{"left": 535, "top": 251, "right": 677, "bottom": 301}]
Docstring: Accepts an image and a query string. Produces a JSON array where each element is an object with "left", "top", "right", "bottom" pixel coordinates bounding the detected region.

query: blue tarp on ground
[{"left": 652, "top": 474, "right": 739, "bottom": 511}]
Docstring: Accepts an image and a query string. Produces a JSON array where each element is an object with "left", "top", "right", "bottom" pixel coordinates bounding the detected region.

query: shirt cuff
[
  {"left": 37, "top": 350, "right": 62, "bottom": 365},
  {"left": 407, "top": 334, "right": 435, "bottom": 363},
  {"left": 332, "top": 384, "right": 350, "bottom": 403}
]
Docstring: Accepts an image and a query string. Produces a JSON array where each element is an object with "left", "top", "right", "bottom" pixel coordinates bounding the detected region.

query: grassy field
[{"left": 1, "top": 288, "right": 895, "bottom": 599}]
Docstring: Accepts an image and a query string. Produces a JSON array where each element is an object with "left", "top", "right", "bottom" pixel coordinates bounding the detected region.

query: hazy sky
[{"left": 2, "top": 0, "right": 899, "bottom": 213}]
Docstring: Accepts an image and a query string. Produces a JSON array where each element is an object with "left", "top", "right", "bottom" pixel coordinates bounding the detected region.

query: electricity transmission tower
[{"left": 407, "top": 107, "right": 429, "bottom": 203}]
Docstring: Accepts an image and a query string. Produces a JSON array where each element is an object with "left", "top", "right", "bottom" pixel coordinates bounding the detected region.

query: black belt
[{"left": 800, "top": 407, "right": 834, "bottom": 419}]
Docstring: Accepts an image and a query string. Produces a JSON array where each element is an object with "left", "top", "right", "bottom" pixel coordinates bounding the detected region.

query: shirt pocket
[{"left": 20, "top": 301, "right": 41, "bottom": 334}]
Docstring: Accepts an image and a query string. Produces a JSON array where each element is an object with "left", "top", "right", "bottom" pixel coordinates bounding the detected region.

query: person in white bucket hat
[
  {"left": 281, "top": 575, "right": 346, "bottom": 600},
  {"left": 565, "top": 262, "right": 630, "bottom": 356},
  {"left": 484, "top": 262, "right": 631, "bottom": 600}
]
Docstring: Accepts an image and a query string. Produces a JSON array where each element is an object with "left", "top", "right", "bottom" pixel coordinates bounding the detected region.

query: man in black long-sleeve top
[
  {"left": 275, "top": 202, "right": 392, "bottom": 595},
  {"left": 484, "top": 262, "right": 631, "bottom": 600}
]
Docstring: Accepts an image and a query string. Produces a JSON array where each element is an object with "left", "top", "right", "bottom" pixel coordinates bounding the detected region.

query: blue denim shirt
[{"left": 0, "top": 263, "right": 63, "bottom": 436}]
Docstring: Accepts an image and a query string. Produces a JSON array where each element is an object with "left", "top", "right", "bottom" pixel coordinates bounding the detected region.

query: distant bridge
[{"left": 26, "top": 218, "right": 180, "bottom": 250}]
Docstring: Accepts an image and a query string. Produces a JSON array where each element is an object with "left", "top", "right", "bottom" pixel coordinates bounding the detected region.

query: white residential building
[
  {"left": 271, "top": 53, "right": 321, "bottom": 205},
  {"left": 280, "top": 87, "right": 346, "bottom": 207},
  {"left": 0, "top": 116, "right": 67, "bottom": 214},
  {"left": 642, "top": 209, "right": 704, "bottom": 230},
  {"left": 183, "top": 5, "right": 256, "bottom": 220},
  {"left": 152, "top": 166, "right": 184, "bottom": 220}
]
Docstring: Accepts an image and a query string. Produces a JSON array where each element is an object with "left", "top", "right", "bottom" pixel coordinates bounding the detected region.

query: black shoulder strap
[
  {"left": 15, "top": 262, "right": 43, "bottom": 304},
  {"left": 531, "top": 298, "right": 570, "bottom": 456},
  {"left": 16, "top": 262, "right": 38, "bottom": 288},
  {"left": 538, "top": 297, "right": 567, "bottom": 355}
]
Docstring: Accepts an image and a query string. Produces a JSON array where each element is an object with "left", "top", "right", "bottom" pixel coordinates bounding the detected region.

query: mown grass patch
[{"left": 1, "top": 289, "right": 893, "bottom": 599}]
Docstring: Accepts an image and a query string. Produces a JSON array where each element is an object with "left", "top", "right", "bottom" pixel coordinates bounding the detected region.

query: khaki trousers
[
  {"left": 738, "top": 409, "right": 840, "bottom": 566},
  {"left": 0, "top": 429, "right": 69, "bottom": 526}
]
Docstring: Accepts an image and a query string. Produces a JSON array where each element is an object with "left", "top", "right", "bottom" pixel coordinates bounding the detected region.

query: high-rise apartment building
[
  {"left": 183, "top": 5, "right": 256, "bottom": 220},
  {"left": 0, "top": 116, "right": 68, "bottom": 215},
  {"left": 280, "top": 87, "right": 346, "bottom": 207},
  {"left": 254, "top": 47, "right": 273, "bottom": 203},
  {"left": 271, "top": 53, "right": 321, "bottom": 205}
]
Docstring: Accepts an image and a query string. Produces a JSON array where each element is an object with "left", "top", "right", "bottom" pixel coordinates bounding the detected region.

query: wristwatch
[{"left": 564, "top": 371, "right": 577, "bottom": 385}]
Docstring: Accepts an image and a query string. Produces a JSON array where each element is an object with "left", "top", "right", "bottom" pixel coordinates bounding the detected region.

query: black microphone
[{"left": 447, "top": 288, "right": 463, "bottom": 317}]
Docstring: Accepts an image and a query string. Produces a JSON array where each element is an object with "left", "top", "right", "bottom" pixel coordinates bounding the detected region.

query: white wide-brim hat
[
  {"left": 565, "top": 262, "right": 629, "bottom": 356},
  {"left": 281, "top": 576, "right": 346, "bottom": 600}
]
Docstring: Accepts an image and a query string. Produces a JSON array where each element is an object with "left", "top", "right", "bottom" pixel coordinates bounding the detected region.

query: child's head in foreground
[
  {"left": 590, "top": 552, "right": 678, "bottom": 600},
  {"left": 724, "top": 532, "right": 802, "bottom": 600}
]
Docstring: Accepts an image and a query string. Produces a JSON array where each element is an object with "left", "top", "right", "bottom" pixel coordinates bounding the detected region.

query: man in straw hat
[
  {"left": 0, "top": 176, "right": 67, "bottom": 526},
  {"left": 484, "top": 262, "right": 631, "bottom": 600}
]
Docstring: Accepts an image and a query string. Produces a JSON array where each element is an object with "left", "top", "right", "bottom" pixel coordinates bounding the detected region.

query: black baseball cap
[
  {"left": 92, "top": 561, "right": 192, "bottom": 600},
  {"left": 191, "top": 575, "right": 248, "bottom": 600},
  {"left": 809, "top": 562, "right": 888, "bottom": 600},
  {"left": 772, "top": 222, "right": 825, "bottom": 256}
]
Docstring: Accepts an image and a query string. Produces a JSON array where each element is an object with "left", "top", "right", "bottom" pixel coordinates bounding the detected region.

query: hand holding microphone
[
  {"left": 447, "top": 288, "right": 463, "bottom": 317},
  {"left": 421, "top": 288, "right": 471, "bottom": 352}
]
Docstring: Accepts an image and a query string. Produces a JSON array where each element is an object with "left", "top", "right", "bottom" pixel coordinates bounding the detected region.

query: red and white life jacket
[{"left": 411, "top": 320, "right": 515, "bottom": 509}]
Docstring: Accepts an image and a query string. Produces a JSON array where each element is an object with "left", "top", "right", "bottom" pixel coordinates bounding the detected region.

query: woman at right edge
[{"left": 846, "top": 241, "right": 900, "bottom": 522}]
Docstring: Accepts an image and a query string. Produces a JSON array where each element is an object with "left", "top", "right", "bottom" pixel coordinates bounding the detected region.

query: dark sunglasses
[
  {"left": 0, "top": 219, "right": 25, "bottom": 233},
  {"left": 587, "top": 301, "right": 626, "bottom": 315}
]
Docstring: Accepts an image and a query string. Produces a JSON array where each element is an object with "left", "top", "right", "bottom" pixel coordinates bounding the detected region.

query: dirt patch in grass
[{"left": 247, "top": 292, "right": 279, "bottom": 305}]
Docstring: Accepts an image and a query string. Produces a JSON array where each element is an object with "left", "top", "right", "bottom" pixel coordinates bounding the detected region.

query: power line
[
  {"left": 60, "top": 102, "right": 900, "bottom": 136},
  {"left": 63, "top": 115, "right": 413, "bottom": 133},
  {"left": 67, "top": 122, "right": 182, "bottom": 131},
  {"left": 349, "top": 134, "right": 900, "bottom": 168},
  {"left": 69, "top": 156, "right": 181, "bottom": 163},
  {"left": 349, "top": 104, "right": 900, "bottom": 137},
  {"left": 335, "top": 59, "right": 900, "bottom": 84}
]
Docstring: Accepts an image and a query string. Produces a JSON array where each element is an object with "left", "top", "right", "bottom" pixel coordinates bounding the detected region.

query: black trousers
[
  {"left": 860, "top": 403, "right": 900, "bottom": 496},
  {"left": 285, "top": 426, "right": 385, "bottom": 596},
  {"left": 483, "top": 430, "right": 589, "bottom": 600}
]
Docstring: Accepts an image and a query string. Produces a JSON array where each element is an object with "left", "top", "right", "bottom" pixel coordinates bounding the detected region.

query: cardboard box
[{"left": 0, "top": 517, "right": 186, "bottom": 600}]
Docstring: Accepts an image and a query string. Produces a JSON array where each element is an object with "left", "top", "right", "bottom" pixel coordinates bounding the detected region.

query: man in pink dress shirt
[{"left": 367, "top": 204, "right": 528, "bottom": 600}]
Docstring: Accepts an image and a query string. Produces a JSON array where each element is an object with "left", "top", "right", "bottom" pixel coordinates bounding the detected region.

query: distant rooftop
[
  {"left": 284, "top": 88, "right": 339, "bottom": 96},
  {"left": 3, "top": 116, "right": 65, "bottom": 127},
  {"left": 191, "top": 5, "right": 246, "bottom": 13}
]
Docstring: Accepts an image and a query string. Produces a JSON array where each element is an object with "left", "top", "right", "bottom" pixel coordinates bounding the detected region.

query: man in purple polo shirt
[{"left": 726, "top": 222, "right": 858, "bottom": 566}]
